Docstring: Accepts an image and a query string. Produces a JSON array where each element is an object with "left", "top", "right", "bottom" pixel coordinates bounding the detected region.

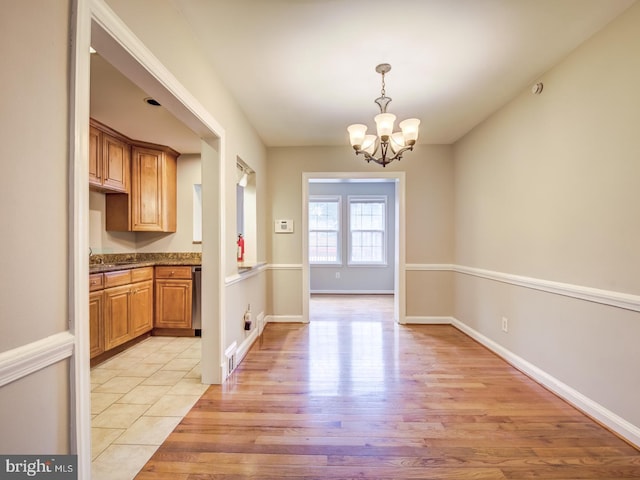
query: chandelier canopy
[{"left": 347, "top": 64, "right": 420, "bottom": 167}]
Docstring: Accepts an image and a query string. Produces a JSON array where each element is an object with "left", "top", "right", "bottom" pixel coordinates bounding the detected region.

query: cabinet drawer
[
  {"left": 104, "top": 269, "right": 132, "bottom": 288},
  {"left": 155, "top": 266, "right": 192, "bottom": 279},
  {"left": 131, "top": 266, "right": 154, "bottom": 283},
  {"left": 89, "top": 273, "right": 104, "bottom": 291}
]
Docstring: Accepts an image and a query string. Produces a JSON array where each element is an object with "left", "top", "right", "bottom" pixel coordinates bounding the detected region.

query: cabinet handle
[
  {"left": 170, "top": 271, "right": 175, "bottom": 276},
  {"left": 90, "top": 281, "right": 97, "bottom": 285}
]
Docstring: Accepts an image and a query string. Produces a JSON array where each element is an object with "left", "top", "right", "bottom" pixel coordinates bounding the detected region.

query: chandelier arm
[{"left": 354, "top": 143, "right": 414, "bottom": 167}]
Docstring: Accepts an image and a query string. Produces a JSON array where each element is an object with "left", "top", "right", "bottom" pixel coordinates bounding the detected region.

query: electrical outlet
[
  {"left": 502, "top": 317, "right": 509, "bottom": 333},
  {"left": 335, "top": 272, "right": 341, "bottom": 279}
]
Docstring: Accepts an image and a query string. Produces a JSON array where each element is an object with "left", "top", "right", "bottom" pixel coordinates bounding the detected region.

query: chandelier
[{"left": 347, "top": 64, "right": 420, "bottom": 167}]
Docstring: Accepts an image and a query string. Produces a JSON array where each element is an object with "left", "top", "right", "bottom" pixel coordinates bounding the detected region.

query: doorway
[
  {"left": 72, "top": 6, "right": 227, "bottom": 474},
  {"left": 301, "top": 172, "right": 406, "bottom": 324}
]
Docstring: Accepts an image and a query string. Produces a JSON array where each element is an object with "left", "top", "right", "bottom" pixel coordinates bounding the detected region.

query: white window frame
[
  {"left": 348, "top": 195, "right": 387, "bottom": 266},
  {"left": 309, "top": 195, "right": 342, "bottom": 265}
]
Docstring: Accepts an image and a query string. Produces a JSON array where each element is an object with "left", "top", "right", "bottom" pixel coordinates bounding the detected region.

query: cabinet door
[
  {"left": 89, "top": 290, "right": 104, "bottom": 358},
  {"left": 102, "top": 132, "right": 129, "bottom": 193},
  {"left": 88, "top": 125, "right": 102, "bottom": 188},
  {"left": 131, "top": 146, "right": 163, "bottom": 231},
  {"left": 155, "top": 279, "right": 192, "bottom": 329},
  {"left": 104, "top": 285, "right": 131, "bottom": 350},
  {"left": 130, "top": 280, "right": 153, "bottom": 337}
]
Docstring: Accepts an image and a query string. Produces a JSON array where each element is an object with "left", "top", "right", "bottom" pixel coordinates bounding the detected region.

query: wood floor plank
[{"left": 136, "top": 295, "right": 640, "bottom": 479}]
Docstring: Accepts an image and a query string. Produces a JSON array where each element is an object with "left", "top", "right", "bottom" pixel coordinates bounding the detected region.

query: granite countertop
[{"left": 90, "top": 252, "right": 201, "bottom": 274}]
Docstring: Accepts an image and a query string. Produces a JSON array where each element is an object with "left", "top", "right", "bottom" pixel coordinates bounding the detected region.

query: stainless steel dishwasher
[{"left": 192, "top": 266, "right": 201, "bottom": 336}]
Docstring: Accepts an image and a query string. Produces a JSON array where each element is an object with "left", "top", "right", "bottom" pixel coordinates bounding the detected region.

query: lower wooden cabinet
[
  {"left": 104, "top": 284, "right": 132, "bottom": 350},
  {"left": 130, "top": 280, "right": 153, "bottom": 337},
  {"left": 91, "top": 267, "right": 154, "bottom": 358},
  {"left": 89, "top": 290, "right": 104, "bottom": 358},
  {"left": 90, "top": 265, "right": 195, "bottom": 361},
  {"left": 155, "top": 266, "right": 192, "bottom": 329}
]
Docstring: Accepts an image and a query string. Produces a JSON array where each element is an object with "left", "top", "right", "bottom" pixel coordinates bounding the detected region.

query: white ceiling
[{"left": 91, "top": 0, "right": 636, "bottom": 153}]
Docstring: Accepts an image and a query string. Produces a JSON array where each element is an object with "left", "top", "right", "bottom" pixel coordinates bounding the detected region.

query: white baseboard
[
  {"left": 265, "top": 315, "right": 306, "bottom": 323},
  {"left": 452, "top": 318, "right": 640, "bottom": 449},
  {"left": 237, "top": 327, "right": 259, "bottom": 365},
  {"left": 405, "top": 316, "right": 455, "bottom": 325},
  {"left": 257, "top": 312, "right": 266, "bottom": 335}
]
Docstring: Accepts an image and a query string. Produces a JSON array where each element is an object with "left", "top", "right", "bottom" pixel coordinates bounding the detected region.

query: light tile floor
[{"left": 90, "top": 336, "right": 206, "bottom": 480}]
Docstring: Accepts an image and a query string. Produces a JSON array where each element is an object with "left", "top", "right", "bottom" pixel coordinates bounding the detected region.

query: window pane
[
  {"left": 351, "top": 231, "right": 383, "bottom": 262},
  {"left": 310, "top": 201, "right": 338, "bottom": 230},
  {"left": 309, "top": 231, "right": 338, "bottom": 262},
  {"left": 309, "top": 198, "right": 340, "bottom": 263},
  {"left": 349, "top": 199, "right": 386, "bottom": 264}
]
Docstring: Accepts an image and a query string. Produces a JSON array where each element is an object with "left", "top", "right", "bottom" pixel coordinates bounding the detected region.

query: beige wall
[
  {"left": 453, "top": 2, "right": 640, "bottom": 427},
  {"left": 266, "top": 145, "right": 454, "bottom": 317},
  {"left": 0, "top": 362, "right": 70, "bottom": 453},
  {"left": 0, "top": 0, "right": 71, "bottom": 452}
]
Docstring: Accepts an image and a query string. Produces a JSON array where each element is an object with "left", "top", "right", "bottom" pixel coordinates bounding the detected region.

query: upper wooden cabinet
[
  {"left": 105, "top": 141, "right": 178, "bottom": 233},
  {"left": 89, "top": 119, "right": 129, "bottom": 193},
  {"left": 131, "top": 144, "right": 178, "bottom": 232}
]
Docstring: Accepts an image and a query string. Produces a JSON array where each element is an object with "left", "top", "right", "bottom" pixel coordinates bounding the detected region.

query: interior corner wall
[
  {"left": 266, "top": 145, "right": 454, "bottom": 318},
  {"left": 453, "top": 2, "right": 640, "bottom": 430}
]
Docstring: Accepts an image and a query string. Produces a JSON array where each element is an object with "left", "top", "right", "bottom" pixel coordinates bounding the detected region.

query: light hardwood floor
[{"left": 136, "top": 295, "right": 640, "bottom": 479}]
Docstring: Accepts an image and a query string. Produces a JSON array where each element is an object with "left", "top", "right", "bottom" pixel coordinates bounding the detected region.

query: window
[
  {"left": 309, "top": 196, "right": 341, "bottom": 264},
  {"left": 349, "top": 196, "right": 387, "bottom": 265}
]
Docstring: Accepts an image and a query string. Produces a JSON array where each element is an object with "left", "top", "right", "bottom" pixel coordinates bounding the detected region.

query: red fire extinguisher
[{"left": 237, "top": 233, "right": 245, "bottom": 262}]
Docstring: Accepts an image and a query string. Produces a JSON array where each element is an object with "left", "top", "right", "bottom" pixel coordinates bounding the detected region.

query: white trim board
[
  {"left": 268, "top": 264, "right": 303, "bottom": 270},
  {"left": 407, "top": 263, "right": 640, "bottom": 313},
  {"left": 0, "top": 332, "right": 75, "bottom": 388}
]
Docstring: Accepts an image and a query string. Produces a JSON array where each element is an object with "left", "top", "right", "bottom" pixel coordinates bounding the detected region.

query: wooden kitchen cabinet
[
  {"left": 102, "top": 267, "right": 154, "bottom": 351},
  {"left": 89, "top": 273, "right": 105, "bottom": 359},
  {"left": 103, "top": 284, "right": 131, "bottom": 350},
  {"left": 89, "top": 119, "right": 129, "bottom": 193},
  {"left": 106, "top": 141, "right": 178, "bottom": 232},
  {"left": 88, "top": 125, "right": 101, "bottom": 187},
  {"left": 130, "top": 280, "right": 153, "bottom": 337},
  {"left": 155, "top": 266, "right": 192, "bottom": 330},
  {"left": 89, "top": 290, "right": 104, "bottom": 358}
]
